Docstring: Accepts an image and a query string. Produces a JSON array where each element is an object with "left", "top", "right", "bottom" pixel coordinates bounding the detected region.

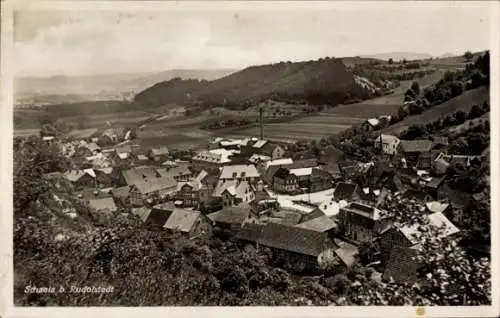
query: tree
[
  {"left": 454, "top": 110, "right": 467, "bottom": 125},
  {"left": 388, "top": 58, "right": 394, "bottom": 65},
  {"left": 410, "top": 81, "right": 420, "bottom": 96},
  {"left": 464, "top": 51, "right": 474, "bottom": 60}
]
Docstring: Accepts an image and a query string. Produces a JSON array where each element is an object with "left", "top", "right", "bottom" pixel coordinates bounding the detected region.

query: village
[{"left": 35, "top": 109, "right": 489, "bottom": 285}]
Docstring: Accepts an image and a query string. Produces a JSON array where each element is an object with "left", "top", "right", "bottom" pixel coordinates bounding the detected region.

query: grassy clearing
[{"left": 383, "top": 86, "right": 489, "bottom": 134}]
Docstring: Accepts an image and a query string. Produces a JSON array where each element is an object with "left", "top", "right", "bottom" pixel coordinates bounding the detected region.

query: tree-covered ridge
[{"left": 133, "top": 58, "right": 390, "bottom": 110}]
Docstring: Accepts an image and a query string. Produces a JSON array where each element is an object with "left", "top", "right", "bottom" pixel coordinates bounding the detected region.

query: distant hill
[
  {"left": 15, "top": 69, "right": 237, "bottom": 102},
  {"left": 360, "top": 52, "right": 433, "bottom": 61},
  {"left": 134, "top": 58, "right": 381, "bottom": 109}
]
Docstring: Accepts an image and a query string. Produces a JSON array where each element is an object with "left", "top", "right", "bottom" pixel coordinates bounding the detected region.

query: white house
[{"left": 375, "top": 134, "right": 401, "bottom": 156}]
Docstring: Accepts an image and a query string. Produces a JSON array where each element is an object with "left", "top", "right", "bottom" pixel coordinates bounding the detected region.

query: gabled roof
[
  {"left": 428, "top": 212, "right": 460, "bottom": 236},
  {"left": 163, "top": 209, "right": 201, "bottom": 233},
  {"left": 220, "top": 164, "right": 259, "bottom": 179},
  {"left": 157, "top": 165, "right": 192, "bottom": 179},
  {"left": 122, "top": 167, "right": 159, "bottom": 186},
  {"left": 63, "top": 168, "right": 96, "bottom": 182},
  {"left": 150, "top": 147, "right": 169, "bottom": 156},
  {"left": 295, "top": 215, "right": 337, "bottom": 232},
  {"left": 376, "top": 134, "right": 400, "bottom": 145},
  {"left": 265, "top": 158, "right": 294, "bottom": 169},
  {"left": 400, "top": 140, "right": 433, "bottom": 153},
  {"left": 286, "top": 158, "right": 318, "bottom": 169},
  {"left": 88, "top": 197, "right": 117, "bottom": 213},
  {"left": 264, "top": 165, "right": 282, "bottom": 183},
  {"left": 367, "top": 118, "right": 380, "bottom": 127},
  {"left": 425, "top": 201, "right": 450, "bottom": 213},
  {"left": 236, "top": 222, "right": 333, "bottom": 257},
  {"left": 132, "top": 207, "right": 152, "bottom": 222},
  {"left": 213, "top": 180, "right": 251, "bottom": 198},
  {"left": 290, "top": 167, "right": 313, "bottom": 177},
  {"left": 213, "top": 203, "right": 251, "bottom": 225},
  {"left": 318, "top": 146, "right": 344, "bottom": 164},
  {"left": 111, "top": 186, "right": 131, "bottom": 199},
  {"left": 334, "top": 239, "right": 359, "bottom": 267},
  {"left": 133, "top": 176, "right": 178, "bottom": 194},
  {"left": 341, "top": 202, "right": 386, "bottom": 221},
  {"left": 333, "top": 182, "right": 358, "bottom": 201},
  {"left": 252, "top": 140, "right": 268, "bottom": 148}
]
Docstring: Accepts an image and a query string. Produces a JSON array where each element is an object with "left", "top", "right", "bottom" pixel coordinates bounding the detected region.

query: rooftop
[{"left": 163, "top": 209, "right": 201, "bottom": 233}]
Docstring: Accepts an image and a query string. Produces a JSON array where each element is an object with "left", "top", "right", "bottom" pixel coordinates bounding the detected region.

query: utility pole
[{"left": 259, "top": 105, "right": 264, "bottom": 140}]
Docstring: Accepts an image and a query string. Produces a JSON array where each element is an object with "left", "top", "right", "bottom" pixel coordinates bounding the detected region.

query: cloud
[{"left": 14, "top": 5, "right": 491, "bottom": 77}]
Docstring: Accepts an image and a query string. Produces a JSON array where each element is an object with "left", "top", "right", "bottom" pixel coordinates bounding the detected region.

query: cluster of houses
[{"left": 43, "top": 130, "right": 488, "bottom": 282}]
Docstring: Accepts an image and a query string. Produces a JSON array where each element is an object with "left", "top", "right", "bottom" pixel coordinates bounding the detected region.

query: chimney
[{"left": 259, "top": 106, "right": 264, "bottom": 140}]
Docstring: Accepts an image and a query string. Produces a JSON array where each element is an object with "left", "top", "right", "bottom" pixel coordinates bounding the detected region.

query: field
[{"left": 383, "top": 86, "right": 489, "bottom": 135}]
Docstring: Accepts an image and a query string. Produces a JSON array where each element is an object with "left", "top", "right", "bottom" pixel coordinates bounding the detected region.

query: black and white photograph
[{"left": 2, "top": 0, "right": 499, "bottom": 316}]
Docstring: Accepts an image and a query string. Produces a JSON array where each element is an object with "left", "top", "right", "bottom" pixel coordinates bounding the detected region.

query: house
[
  {"left": 192, "top": 149, "right": 237, "bottom": 170},
  {"left": 381, "top": 213, "right": 459, "bottom": 284},
  {"left": 264, "top": 158, "right": 294, "bottom": 169},
  {"left": 157, "top": 164, "right": 192, "bottom": 182},
  {"left": 253, "top": 142, "right": 285, "bottom": 160},
  {"left": 121, "top": 166, "right": 161, "bottom": 186},
  {"left": 78, "top": 188, "right": 117, "bottom": 214},
  {"left": 295, "top": 215, "right": 337, "bottom": 235},
  {"left": 111, "top": 185, "right": 132, "bottom": 207},
  {"left": 263, "top": 164, "right": 282, "bottom": 185},
  {"left": 430, "top": 136, "right": 449, "bottom": 158},
  {"left": 308, "top": 168, "right": 334, "bottom": 192},
  {"left": 129, "top": 176, "right": 178, "bottom": 206},
  {"left": 289, "top": 167, "right": 313, "bottom": 183},
  {"left": 338, "top": 161, "right": 361, "bottom": 181},
  {"left": 213, "top": 180, "right": 254, "bottom": 206},
  {"left": 219, "top": 164, "right": 260, "bottom": 182},
  {"left": 338, "top": 202, "right": 392, "bottom": 244},
  {"left": 236, "top": 222, "right": 339, "bottom": 272},
  {"left": 163, "top": 208, "right": 211, "bottom": 238},
  {"left": 136, "top": 202, "right": 176, "bottom": 227},
  {"left": 213, "top": 203, "right": 252, "bottom": 234},
  {"left": 398, "top": 139, "right": 433, "bottom": 169},
  {"left": 318, "top": 163, "right": 342, "bottom": 183},
  {"left": 94, "top": 167, "right": 118, "bottom": 188},
  {"left": 333, "top": 182, "right": 361, "bottom": 202},
  {"left": 131, "top": 206, "right": 153, "bottom": 222},
  {"left": 333, "top": 238, "right": 359, "bottom": 270},
  {"left": 149, "top": 147, "right": 170, "bottom": 161},
  {"left": 248, "top": 153, "right": 272, "bottom": 165},
  {"left": 432, "top": 157, "right": 450, "bottom": 176},
  {"left": 101, "top": 128, "right": 125, "bottom": 144},
  {"left": 273, "top": 167, "right": 299, "bottom": 194},
  {"left": 63, "top": 169, "right": 97, "bottom": 190},
  {"left": 195, "top": 169, "right": 220, "bottom": 205},
  {"left": 435, "top": 153, "right": 480, "bottom": 168},
  {"left": 363, "top": 118, "right": 380, "bottom": 130},
  {"left": 286, "top": 158, "right": 318, "bottom": 169},
  {"left": 175, "top": 181, "right": 202, "bottom": 208},
  {"left": 374, "top": 134, "right": 400, "bottom": 156},
  {"left": 73, "top": 142, "right": 100, "bottom": 158}
]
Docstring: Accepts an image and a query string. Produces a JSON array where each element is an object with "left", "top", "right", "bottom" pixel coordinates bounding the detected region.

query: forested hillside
[{"left": 133, "top": 58, "right": 387, "bottom": 110}]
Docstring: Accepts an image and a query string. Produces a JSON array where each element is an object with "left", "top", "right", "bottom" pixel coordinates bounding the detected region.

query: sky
[{"left": 13, "top": 2, "right": 492, "bottom": 77}]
